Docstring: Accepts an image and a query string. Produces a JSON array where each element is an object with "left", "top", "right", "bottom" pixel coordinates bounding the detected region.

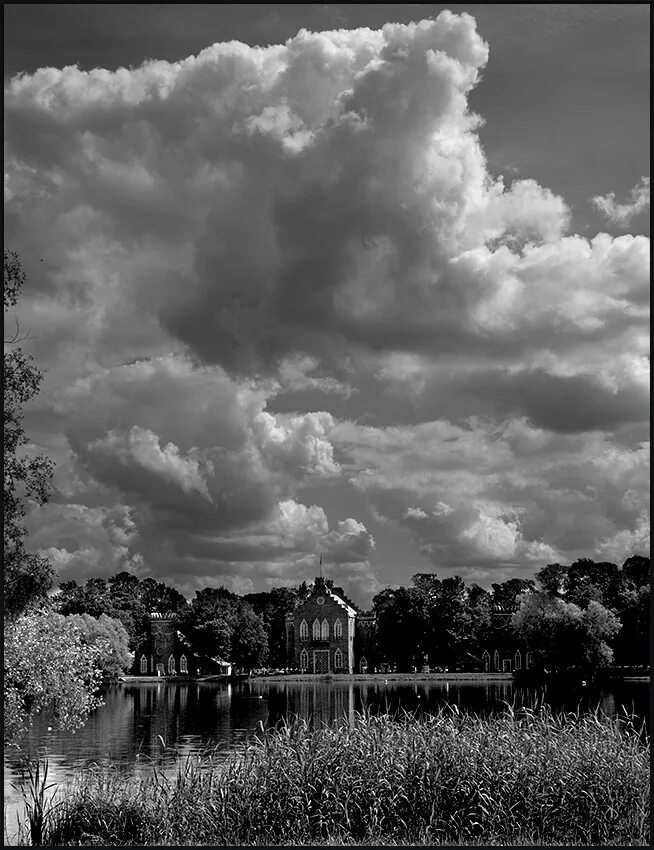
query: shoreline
[
  {"left": 250, "top": 672, "right": 517, "bottom": 683},
  {"left": 121, "top": 672, "right": 517, "bottom": 684},
  {"left": 121, "top": 671, "right": 650, "bottom": 685}
]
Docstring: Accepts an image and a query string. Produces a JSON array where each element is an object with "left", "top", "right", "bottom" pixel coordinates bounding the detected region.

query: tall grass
[
  {"left": 12, "top": 756, "right": 58, "bottom": 846},
  {"left": 35, "top": 706, "right": 649, "bottom": 846}
]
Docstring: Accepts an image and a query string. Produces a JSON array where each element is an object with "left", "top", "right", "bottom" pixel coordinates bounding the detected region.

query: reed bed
[{"left": 26, "top": 706, "right": 649, "bottom": 846}]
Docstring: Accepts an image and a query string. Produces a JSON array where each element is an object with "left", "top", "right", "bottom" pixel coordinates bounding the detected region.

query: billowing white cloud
[
  {"left": 592, "top": 177, "right": 650, "bottom": 228},
  {"left": 5, "top": 11, "right": 649, "bottom": 601},
  {"left": 87, "top": 427, "right": 213, "bottom": 499},
  {"left": 5, "top": 11, "right": 619, "bottom": 378}
]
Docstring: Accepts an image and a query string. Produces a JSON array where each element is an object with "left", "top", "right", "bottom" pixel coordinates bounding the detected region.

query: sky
[{"left": 4, "top": 4, "right": 650, "bottom": 607}]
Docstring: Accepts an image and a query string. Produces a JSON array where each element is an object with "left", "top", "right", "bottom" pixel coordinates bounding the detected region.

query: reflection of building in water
[
  {"left": 599, "top": 691, "right": 616, "bottom": 719},
  {"left": 292, "top": 682, "right": 355, "bottom": 727},
  {"left": 332, "top": 685, "right": 355, "bottom": 724},
  {"left": 133, "top": 683, "right": 181, "bottom": 755}
]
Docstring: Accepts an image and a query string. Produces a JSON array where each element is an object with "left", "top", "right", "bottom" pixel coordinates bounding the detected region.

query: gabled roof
[
  {"left": 326, "top": 587, "right": 357, "bottom": 618},
  {"left": 454, "top": 651, "right": 482, "bottom": 664},
  {"left": 330, "top": 586, "right": 360, "bottom": 613}
]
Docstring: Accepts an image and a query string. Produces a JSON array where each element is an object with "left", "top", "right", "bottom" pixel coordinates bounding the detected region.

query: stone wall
[
  {"left": 151, "top": 615, "right": 176, "bottom": 673},
  {"left": 133, "top": 613, "right": 206, "bottom": 675}
]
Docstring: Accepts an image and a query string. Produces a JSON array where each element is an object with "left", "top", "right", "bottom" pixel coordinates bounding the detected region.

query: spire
[{"left": 319, "top": 552, "right": 323, "bottom": 579}]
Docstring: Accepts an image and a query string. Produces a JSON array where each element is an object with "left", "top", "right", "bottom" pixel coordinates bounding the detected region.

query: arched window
[
  {"left": 313, "top": 619, "right": 321, "bottom": 640},
  {"left": 493, "top": 650, "right": 500, "bottom": 671},
  {"left": 334, "top": 648, "right": 343, "bottom": 669},
  {"left": 334, "top": 619, "right": 343, "bottom": 639},
  {"left": 360, "top": 656, "right": 368, "bottom": 673},
  {"left": 180, "top": 654, "right": 188, "bottom": 673},
  {"left": 526, "top": 651, "right": 533, "bottom": 670},
  {"left": 168, "top": 654, "right": 176, "bottom": 674},
  {"left": 321, "top": 618, "right": 329, "bottom": 640},
  {"left": 299, "top": 619, "right": 308, "bottom": 640},
  {"left": 140, "top": 654, "right": 148, "bottom": 673},
  {"left": 481, "top": 650, "right": 490, "bottom": 673},
  {"left": 300, "top": 649, "right": 309, "bottom": 670},
  {"left": 514, "top": 650, "right": 522, "bottom": 671}
]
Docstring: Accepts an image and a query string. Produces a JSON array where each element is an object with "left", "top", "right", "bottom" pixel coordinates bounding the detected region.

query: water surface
[{"left": 4, "top": 677, "right": 648, "bottom": 842}]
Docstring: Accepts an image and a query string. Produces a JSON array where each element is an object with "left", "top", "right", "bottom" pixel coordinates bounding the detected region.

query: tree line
[
  {"left": 49, "top": 553, "right": 649, "bottom": 678},
  {"left": 374, "top": 559, "right": 649, "bottom": 674}
]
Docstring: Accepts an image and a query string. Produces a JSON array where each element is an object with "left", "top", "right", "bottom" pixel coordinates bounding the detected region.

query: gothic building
[
  {"left": 285, "top": 577, "right": 377, "bottom": 673},
  {"left": 131, "top": 611, "right": 231, "bottom": 677},
  {"left": 478, "top": 603, "right": 532, "bottom": 673}
]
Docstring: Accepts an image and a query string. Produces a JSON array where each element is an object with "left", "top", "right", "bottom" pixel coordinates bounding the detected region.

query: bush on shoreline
[{"left": 30, "top": 707, "right": 649, "bottom": 846}]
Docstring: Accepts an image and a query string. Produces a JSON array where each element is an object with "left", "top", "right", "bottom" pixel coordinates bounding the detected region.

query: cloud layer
[{"left": 4, "top": 11, "right": 649, "bottom": 603}]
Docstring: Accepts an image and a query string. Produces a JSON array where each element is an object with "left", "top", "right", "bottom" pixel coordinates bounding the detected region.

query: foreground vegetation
[{"left": 18, "top": 707, "right": 649, "bottom": 846}]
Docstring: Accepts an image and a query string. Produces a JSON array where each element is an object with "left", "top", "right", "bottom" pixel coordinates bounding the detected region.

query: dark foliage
[{"left": 4, "top": 250, "right": 55, "bottom": 619}]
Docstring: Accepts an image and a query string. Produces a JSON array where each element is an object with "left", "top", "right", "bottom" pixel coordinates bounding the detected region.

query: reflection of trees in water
[
  {"left": 5, "top": 680, "right": 649, "bottom": 791},
  {"left": 6, "top": 686, "right": 137, "bottom": 771},
  {"left": 133, "top": 684, "right": 177, "bottom": 757}
]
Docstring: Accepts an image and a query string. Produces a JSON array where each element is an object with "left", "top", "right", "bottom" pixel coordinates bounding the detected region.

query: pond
[{"left": 4, "top": 676, "right": 649, "bottom": 843}]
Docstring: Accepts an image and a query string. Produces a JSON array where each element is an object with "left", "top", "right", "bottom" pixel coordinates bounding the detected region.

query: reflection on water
[{"left": 4, "top": 678, "right": 648, "bottom": 841}]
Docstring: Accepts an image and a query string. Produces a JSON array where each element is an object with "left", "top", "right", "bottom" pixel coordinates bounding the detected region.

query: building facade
[
  {"left": 131, "top": 611, "right": 231, "bottom": 677},
  {"left": 285, "top": 577, "right": 376, "bottom": 673},
  {"left": 479, "top": 603, "right": 532, "bottom": 673}
]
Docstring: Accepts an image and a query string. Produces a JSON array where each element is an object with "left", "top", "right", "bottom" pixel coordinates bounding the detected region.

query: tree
[
  {"left": 65, "top": 613, "right": 133, "bottom": 680},
  {"left": 536, "top": 563, "right": 568, "bottom": 597},
  {"left": 580, "top": 600, "right": 622, "bottom": 671},
  {"left": 231, "top": 603, "right": 268, "bottom": 670},
  {"left": 422, "top": 576, "right": 474, "bottom": 666},
  {"left": 4, "top": 250, "right": 54, "bottom": 618},
  {"left": 139, "top": 576, "right": 187, "bottom": 614},
  {"left": 373, "top": 586, "right": 427, "bottom": 671},
  {"left": 621, "top": 555, "right": 649, "bottom": 589},
  {"left": 511, "top": 591, "right": 620, "bottom": 676},
  {"left": 467, "top": 584, "right": 492, "bottom": 649},
  {"left": 179, "top": 587, "right": 238, "bottom": 660},
  {"left": 491, "top": 578, "right": 535, "bottom": 609},
  {"left": 4, "top": 609, "right": 103, "bottom": 745},
  {"left": 566, "top": 559, "right": 618, "bottom": 608},
  {"left": 609, "top": 568, "right": 649, "bottom": 666},
  {"left": 243, "top": 586, "right": 298, "bottom": 667},
  {"left": 54, "top": 571, "right": 189, "bottom": 652}
]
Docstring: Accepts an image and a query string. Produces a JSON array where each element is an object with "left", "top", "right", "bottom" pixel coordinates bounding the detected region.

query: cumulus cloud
[
  {"left": 30, "top": 503, "right": 145, "bottom": 582},
  {"left": 5, "top": 11, "right": 649, "bottom": 600},
  {"left": 33, "top": 354, "right": 375, "bottom": 599},
  {"left": 87, "top": 427, "right": 213, "bottom": 499},
  {"left": 4, "top": 11, "right": 605, "bottom": 378},
  {"left": 592, "top": 177, "right": 650, "bottom": 228},
  {"left": 333, "top": 417, "right": 649, "bottom": 574}
]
